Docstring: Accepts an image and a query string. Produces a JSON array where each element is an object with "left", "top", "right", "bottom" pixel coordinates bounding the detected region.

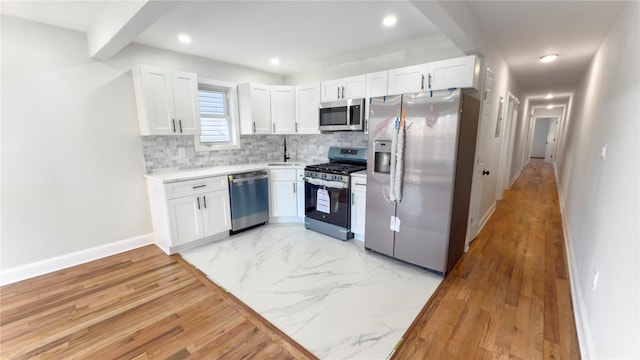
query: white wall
[
  {"left": 531, "top": 118, "right": 551, "bottom": 158},
  {"left": 555, "top": 2, "right": 639, "bottom": 358},
  {"left": 0, "top": 15, "right": 282, "bottom": 271}
]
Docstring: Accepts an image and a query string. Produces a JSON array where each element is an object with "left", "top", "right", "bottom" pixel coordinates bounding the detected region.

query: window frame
[{"left": 194, "top": 78, "right": 241, "bottom": 151}]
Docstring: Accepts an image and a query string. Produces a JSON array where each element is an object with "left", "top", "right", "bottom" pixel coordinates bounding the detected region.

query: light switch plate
[{"left": 601, "top": 144, "right": 607, "bottom": 160}]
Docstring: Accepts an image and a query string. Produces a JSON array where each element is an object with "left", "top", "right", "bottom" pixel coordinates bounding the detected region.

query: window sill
[{"left": 194, "top": 142, "right": 241, "bottom": 152}]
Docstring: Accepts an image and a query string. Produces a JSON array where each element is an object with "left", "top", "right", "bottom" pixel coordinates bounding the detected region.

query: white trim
[
  {"left": 554, "top": 164, "right": 593, "bottom": 359},
  {"left": 0, "top": 233, "right": 154, "bottom": 286},
  {"left": 466, "top": 201, "right": 496, "bottom": 247},
  {"left": 508, "top": 168, "right": 522, "bottom": 188}
]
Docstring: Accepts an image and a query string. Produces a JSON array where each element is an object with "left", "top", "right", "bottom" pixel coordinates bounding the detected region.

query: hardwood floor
[
  {"left": 0, "top": 160, "right": 579, "bottom": 359},
  {"left": 0, "top": 247, "right": 316, "bottom": 359},
  {"left": 392, "top": 159, "right": 580, "bottom": 359}
]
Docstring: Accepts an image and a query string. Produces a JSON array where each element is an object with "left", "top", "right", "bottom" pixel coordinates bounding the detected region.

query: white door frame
[
  {"left": 496, "top": 91, "right": 520, "bottom": 199},
  {"left": 525, "top": 104, "right": 567, "bottom": 164},
  {"left": 528, "top": 115, "right": 559, "bottom": 160}
]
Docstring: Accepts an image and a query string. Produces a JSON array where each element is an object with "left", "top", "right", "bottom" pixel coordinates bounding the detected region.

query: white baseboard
[
  {"left": 554, "top": 165, "right": 593, "bottom": 359},
  {"left": 508, "top": 168, "right": 522, "bottom": 189},
  {"left": 0, "top": 233, "right": 154, "bottom": 286}
]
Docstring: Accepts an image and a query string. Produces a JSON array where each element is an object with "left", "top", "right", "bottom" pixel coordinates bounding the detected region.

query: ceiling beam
[
  {"left": 409, "top": 1, "right": 484, "bottom": 56},
  {"left": 87, "top": 0, "right": 175, "bottom": 60}
]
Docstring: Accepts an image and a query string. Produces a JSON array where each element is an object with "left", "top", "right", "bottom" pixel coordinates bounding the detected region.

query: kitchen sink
[{"left": 266, "top": 162, "right": 304, "bottom": 167}]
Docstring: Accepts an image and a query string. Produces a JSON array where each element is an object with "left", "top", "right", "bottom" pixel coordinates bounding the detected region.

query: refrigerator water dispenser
[{"left": 374, "top": 140, "right": 392, "bottom": 173}]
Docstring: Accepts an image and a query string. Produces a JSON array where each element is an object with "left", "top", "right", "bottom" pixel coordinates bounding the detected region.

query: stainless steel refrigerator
[{"left": 364, "top": 89, "right": 480, "bottom": 275}]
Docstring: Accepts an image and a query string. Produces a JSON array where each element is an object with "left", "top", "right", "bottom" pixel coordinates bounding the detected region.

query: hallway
[{"left": 394, "top": 159, "right": 580, "bottom": 359}]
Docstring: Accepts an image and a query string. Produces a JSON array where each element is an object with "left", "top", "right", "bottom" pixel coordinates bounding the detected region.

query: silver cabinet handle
[
  {"left": 197, "top": 196, "right": 201, "bottom": 210},
  {"left": 293, "top": 182, "right": 296, "bottom": 193},
  {"left": 272, "top": 123, "right": 275, "bottom": 133},
  {"left": 203, "top": 195, "right": 206, "bottom": 208},
  {"left": 421, "top": 74, "right": 425, "bottom": 90},
  {"left": 253, "top": 122, "right": 256, "bottom": 132},
  {"left": 172, "top": 119, "right": 176, "bottom": 133},
  {"left": 355, "top": 183, "right": 366, "bottom": 187},
  {"left": 295, "top": 123, "right": 299, "bottom": 132},
  {"left": 341, "top": 86, "right": 345, "bottom": 98},
  {"left": 337, "top": 87, "right": 340, "bottom": 99},
  {"left": 192, "top": 184, "right": 207, "bottom": 189},
  {"left": 179, "top": 119, "right": 183, "bottom": 133},
  {"left": 352, "top": 192, "right": 355, "bottom": 205},
  {"left": 428, "top": 73, "right": 432, "bottom": 89}
]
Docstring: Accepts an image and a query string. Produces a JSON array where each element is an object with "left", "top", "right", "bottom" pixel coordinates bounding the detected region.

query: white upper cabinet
[
  {"left": 427, "top": 55, "right": 480, "bottom": 91},
  {"left": 320, "top": 75, "right": 366, "bottom": 102},
  {"left": 295, "top": 83, "right": 320, "bottom": 134},
  {"left": 134, "top": 65, "right": 200, "bottom": 135},
  {"left": 365, "top": 71, "right": 389, "bottom": 99},
  {"left": 238, "top": 83, "right": 271, "bottom": 134},
  {"left": 387, "top": 55, "right": 481, "bottom": 95},
  {"left": 270, "top": 86, "right": 296, "bottom": 134},
  {"left": 387, "top": 64, "right": 429, "bottom": 96}
]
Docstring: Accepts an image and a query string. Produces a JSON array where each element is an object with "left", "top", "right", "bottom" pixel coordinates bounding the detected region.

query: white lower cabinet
[
  {"left": 146, "top": 175, "right": 231, "bottom": 254},
  {"left": 269, "top": 167, "right": 305, "bottom": 221},
  {"left": 269, "top": 169, "right": 298, "bottom": 218},
  {"left": 350, "top": 175, "right": 367, "bottom": 240}
]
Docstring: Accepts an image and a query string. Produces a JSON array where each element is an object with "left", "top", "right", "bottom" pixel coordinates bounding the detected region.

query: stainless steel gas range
[{"left": 304, "top": 147, "right": 367, "bottom": 240}]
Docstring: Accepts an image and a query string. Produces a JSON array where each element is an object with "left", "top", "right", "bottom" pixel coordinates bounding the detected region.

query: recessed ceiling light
[
  {"left": 178, "top": 34, "right": 191, "bottom": 44},
  {"left": 544, "top": 94, "right": 554, "bottom": 99},
  {"left": 540, "top": 54, "right": 558, "bottom": 63},
  {"left": 547, "top": 105, "right": 554, "bottom": 109},
  {"left": 383, "top": 15, "right": 397, "bottom": 27},
  {"left": 270, "top": 58, "right": 280, "bottom": 65}
]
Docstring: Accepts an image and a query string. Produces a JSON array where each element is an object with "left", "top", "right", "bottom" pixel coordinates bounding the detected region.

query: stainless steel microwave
[{"left": 318, "top": 98, "right": 365, "bottom": 131}]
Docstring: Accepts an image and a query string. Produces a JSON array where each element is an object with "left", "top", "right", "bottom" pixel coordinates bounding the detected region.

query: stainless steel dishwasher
[{"left": 228, "top": 170, "right": 269, "bottom": 233}]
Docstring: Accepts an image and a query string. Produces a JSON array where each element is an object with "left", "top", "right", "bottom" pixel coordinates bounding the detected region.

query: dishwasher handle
[{"left": 230, "top": 175, "right": 269, "bottom": 184}]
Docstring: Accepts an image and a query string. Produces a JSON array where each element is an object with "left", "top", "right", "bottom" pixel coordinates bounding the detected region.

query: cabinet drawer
[
  {"left": 269, "top": 169, "right": 296, "bottom": 181},
  {"left": 165, "top": 176, "right": 228, "bottom": 199},
  {"left": 351, "top": 176, "right": 367, "bottom": 189}
]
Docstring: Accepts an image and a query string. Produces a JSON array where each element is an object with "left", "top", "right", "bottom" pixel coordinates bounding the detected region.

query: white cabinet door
[
  {"left": 167, "top": 196, "right": 205, "bottom": 246},
  {"left": 201, "top": 190, "right": 231, "bottom": 236},
  {"left": 387, "top": 64, "right": 429, "bottom": 95},
  {"left": 366, "top": 71, "right": 388, "bottom": 98},
  {"left": 170, "top": 70, "right": 200, "bottom": 135},
  {"left": 350, "top": 177, "right": 367, "bottom": 236},
  {"left": 270, "top": 181, "right": 298, "bottom": 217},
  {"left": 295, "top": 83, "right": 320, "bottom": 134},
  {"left": 270, "top": 86, "right": 296, "bottom": 134},
  {"left": 320, "top": 75, "right": 366, "bottom": 102},
  {"left": 238, "top": 83, "right": 271, "bottom": 134},
  {"left": 320, "top": 79, "right": 342, "bottom": 102},
  {"left": 427, "top": 55, "right": 479, "bottom": 91},
  {"left": 342, "top": 75, "right": 366, "bottom": 99},
  {"left": 296, "top": 169, "right": 305, "bottom": 217}
]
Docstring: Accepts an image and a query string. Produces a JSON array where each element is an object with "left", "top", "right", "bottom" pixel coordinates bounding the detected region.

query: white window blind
[{"left": 198, "top": 89, "right": 229, "bottom": 143}]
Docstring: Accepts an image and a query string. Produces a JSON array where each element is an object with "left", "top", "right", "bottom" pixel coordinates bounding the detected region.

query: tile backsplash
[{"left": 141, "top": 132, "right": 367, "bottom": 173}]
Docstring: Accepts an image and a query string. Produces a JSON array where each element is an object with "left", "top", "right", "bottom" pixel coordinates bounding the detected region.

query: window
[{"left": 195, "top": 79, "right": 240, "bottom": 151}]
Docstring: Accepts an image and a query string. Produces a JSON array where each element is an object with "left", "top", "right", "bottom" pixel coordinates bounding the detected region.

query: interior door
[
  {"left": 544, "top": 118, "right": 558, "bottom": 163},
  {"left": 467, "top": 68, "right": 496, "bottom": 242}
]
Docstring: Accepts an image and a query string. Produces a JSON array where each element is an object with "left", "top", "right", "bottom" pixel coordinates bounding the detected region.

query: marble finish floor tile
[{"left": 181, "top": 223, "right": 442, "bottom": 359}]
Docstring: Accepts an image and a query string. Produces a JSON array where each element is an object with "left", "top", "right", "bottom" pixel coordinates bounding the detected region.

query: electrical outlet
[
  {"left": 178, "top": 148, "right": 186, "bottom": 158},
  {"left": 592, "top": 269, "right": 599, "bottom": 290}
]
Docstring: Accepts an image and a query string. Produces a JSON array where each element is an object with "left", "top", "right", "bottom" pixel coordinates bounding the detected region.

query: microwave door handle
[{"left": 346, "top": 104, "right": 351, "bottom": 126}]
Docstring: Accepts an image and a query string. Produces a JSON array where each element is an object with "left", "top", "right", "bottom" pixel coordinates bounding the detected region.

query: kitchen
[{"left": 1, "top": 1, "right": 638, "bottom": 359}]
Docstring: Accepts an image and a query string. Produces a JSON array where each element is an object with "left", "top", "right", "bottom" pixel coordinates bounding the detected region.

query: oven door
[{"left": 305, "top": 179, "right": 350, "bottom": 228}]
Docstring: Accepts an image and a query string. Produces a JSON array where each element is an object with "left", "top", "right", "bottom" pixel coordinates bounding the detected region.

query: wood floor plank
[
  {"left": 0, "top": 245, "right": 316, "bottom": 360},
  {"left": 393, "top": 160, "right": 580, "bottom": 359}
]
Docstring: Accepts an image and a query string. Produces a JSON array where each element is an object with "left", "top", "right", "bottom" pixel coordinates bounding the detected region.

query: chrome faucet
[{"left": 283, "top": 138, "right": 291, "bottom": 162}]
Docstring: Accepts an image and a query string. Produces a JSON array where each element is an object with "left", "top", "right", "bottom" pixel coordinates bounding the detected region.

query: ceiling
[{"left": 0, "top": 0, "right": 628, "bottom": 99}]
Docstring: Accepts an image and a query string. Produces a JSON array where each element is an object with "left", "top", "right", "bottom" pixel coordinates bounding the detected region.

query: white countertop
[
  {"left": 351, "top": 170, "right": 367, "bottom": 178},
  {"left": 145, "top": 162, "right": 306, "bottom": 183}
]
